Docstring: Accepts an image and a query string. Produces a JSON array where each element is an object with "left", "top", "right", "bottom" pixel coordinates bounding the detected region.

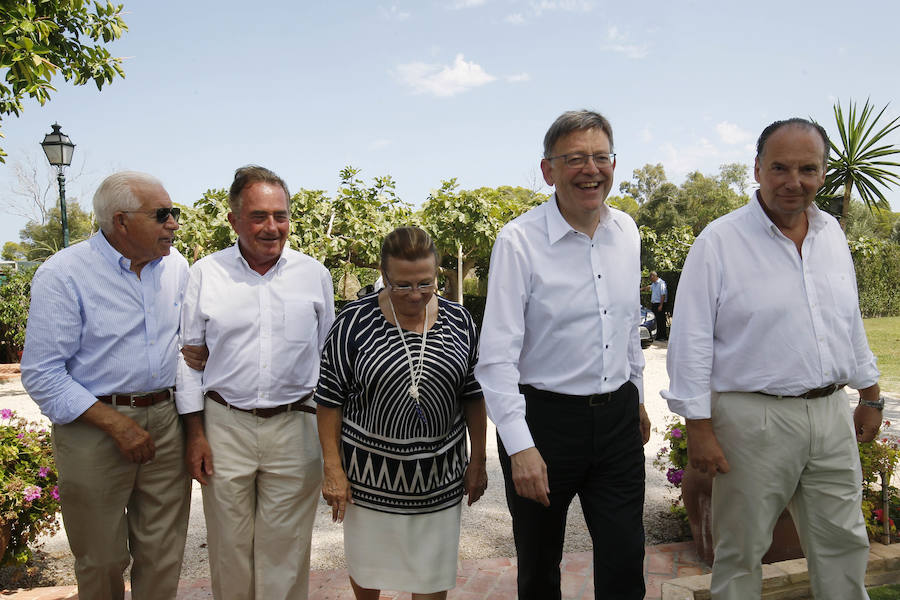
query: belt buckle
[{"left": 588, "top": 393, "right": 609, "bottom": 407}]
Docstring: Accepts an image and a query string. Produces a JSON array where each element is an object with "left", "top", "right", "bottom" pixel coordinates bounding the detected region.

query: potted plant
[{"left": 0, "top": 408, "right": 61, "bottom": 565}]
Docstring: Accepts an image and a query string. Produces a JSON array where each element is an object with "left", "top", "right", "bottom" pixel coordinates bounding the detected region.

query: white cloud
[
  {"left": 530, "top": 0, "right": 594, "bottom": 16},
  {"left": 640, "top": 125, "right": 653, "bottom": 143},
  {"left": 716, "top": 121, "right": 753, "bottom": 145},
  {"left": 448, "top": 0, "right": 486, "bottom": 8},
  {"left": 505, "top": 72, "right": 531, "bottom": 83},
  {"left": 369, "top": 139, "right": 392, "bottom": 150},
  {"left": 658, "top": 138, "right": 720, "bottom": 178},
  {"left": 603, "top": 26, "right": 649, "bottom": 59},
  {"left": 393, "top": 54, "right": 496, "bottom": 97},
  {"left": 505, "top": 12, "right": 525, "bottom": 24},
  {"left": 379, "top": 4, "right": 411, "bottom": 20}
]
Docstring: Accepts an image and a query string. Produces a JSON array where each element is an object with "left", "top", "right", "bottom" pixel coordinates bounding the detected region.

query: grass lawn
[
  {"left": 865, "top": 317, "right": 900, "bottom": 395},
  {"left": 869, "top": 583, "right": 900, "bottom": 599}
]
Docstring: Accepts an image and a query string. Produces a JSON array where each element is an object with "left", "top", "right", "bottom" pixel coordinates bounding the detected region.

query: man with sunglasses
[
  {"left": 476, "top": 110, "right": 650, "bottom": 599},
  {"left": 176, "top": 165, "right": 334, "bottom": 600},
  {"left": 21, "top": 172, "right": 190, "bottom": 599}
]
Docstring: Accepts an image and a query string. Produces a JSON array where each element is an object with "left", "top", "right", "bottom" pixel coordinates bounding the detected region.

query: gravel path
[{"left": 0, "top": 343, "right": 703, "bottom": 586}]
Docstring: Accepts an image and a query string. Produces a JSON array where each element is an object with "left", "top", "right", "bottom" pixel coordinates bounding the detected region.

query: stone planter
[{"left": 681, "top": 464, "right": 804, "bottom": 566}]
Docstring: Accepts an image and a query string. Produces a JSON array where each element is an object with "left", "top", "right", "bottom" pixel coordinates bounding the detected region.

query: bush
[
  {"left": 850, "top": 238, "right": 900, "bottom": 318},
  {"left": 0, "top": 409, "right": 61, "bottom": 565},
  {"left": 0, "top": 266, "right": 36, "bottom": 363}
]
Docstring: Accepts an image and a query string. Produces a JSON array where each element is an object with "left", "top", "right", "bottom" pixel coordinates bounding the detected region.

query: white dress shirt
[
  {"left": 475, "top": 196, "right": 645, "bottom": 455},
  {"left": 175, "top": 243, "right": 335, "bottom": 414},
  {"left": 22, "top": 232, "right": 188, "bottom": 424},
  {"left": 662, "top": 191, "right": 880, "bottom": 420}
]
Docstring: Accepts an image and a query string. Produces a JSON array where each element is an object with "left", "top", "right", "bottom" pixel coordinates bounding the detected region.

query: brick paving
[{"left": 1, "top": 542, "right": 708, "bottom": 599}]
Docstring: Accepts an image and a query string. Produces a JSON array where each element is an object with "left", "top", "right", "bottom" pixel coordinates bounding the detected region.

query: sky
[{"left": 2, "top": 0, "right": 900, "bottom": 247}]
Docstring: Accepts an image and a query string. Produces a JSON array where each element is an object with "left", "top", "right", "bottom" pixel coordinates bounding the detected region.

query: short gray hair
[
  {"left": 543, "top": 110, "right": 614, "bottom": 158},
  {"left": 93, "top": 171, "right": 165, "bottom": 233}
]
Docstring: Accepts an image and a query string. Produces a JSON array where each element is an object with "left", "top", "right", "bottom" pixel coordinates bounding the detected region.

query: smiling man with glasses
[
  {"left": 476, "top": 110, "right": 649, "bottom": 599},
  {"left": 21, "top": 171, "right": 191, "bottom": 599}
]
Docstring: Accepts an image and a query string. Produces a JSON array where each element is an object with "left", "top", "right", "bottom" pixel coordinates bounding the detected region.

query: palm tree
[{"left": 819, "top": 99, "right": 900, "bottom": 227}]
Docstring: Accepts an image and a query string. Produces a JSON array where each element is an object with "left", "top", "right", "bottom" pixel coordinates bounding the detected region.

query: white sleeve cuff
[{"left": 660, "top": 389, "right": 711, "bottom": 420}]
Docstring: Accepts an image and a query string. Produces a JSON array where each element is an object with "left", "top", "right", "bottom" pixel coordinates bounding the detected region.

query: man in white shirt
[
  {"left": 663, "top": 118, "right": 883, "bottom": 600},
  {"left": 643, "top": 271, "right": 667, "bottom": 340},
  {"left": 476, "top": 110, "right": 651, "bottom": 600},
  {"left": 176, "top": 165, "right": 335, "bottom": 600}
]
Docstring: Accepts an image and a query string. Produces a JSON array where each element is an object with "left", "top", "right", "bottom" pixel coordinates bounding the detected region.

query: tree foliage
[
  {"left": 619, "top": 163, "right": 667, "bottom": 205},
  {"left": 0, "top": 265, "right": 36, "bottom": 362},
  {"left": 848, "top": 236, "right": 900, "bottom": 318},
  {"left": 419, "top": 181, "right": 545, "bottom": 300},
  {"left": 17, "top": 199, "right": 95, "bottom": 260},
  {"left": 819, "top": 99, "right": 900, "bottom": 223},
  {"left": 0, "top": 1, "right": 128, "bottom": 160}
]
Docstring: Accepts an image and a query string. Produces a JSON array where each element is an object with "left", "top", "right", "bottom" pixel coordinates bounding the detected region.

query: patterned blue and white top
[{"left": 315, "top": 294, "right": 482, "bottom": 515}]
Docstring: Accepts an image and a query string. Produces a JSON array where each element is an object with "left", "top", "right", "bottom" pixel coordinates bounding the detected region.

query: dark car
[{"left": 639, "top": 306, "right": 657, "bottom": 348}]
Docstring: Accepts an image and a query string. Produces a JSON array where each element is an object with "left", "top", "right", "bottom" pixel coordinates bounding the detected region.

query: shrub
[
  {"left": 849, "top": 237, "right": 900, "bottom": 318},
  {"left": 0, "top": 266, "right": 36, "bottom": 363}
]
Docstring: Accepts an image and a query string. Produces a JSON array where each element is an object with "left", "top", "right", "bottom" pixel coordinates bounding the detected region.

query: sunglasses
[{"left": 121, "top": 207, "right": 182, "bottom": 223}]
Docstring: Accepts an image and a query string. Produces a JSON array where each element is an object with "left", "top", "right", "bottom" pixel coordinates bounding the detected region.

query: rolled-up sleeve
[{"left": 175, "top": 266, "right": 206, "bottom": 414}]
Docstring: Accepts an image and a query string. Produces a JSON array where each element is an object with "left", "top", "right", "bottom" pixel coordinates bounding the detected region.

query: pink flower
[
  {"left": 51, "top": 486, "right": 60, "bottom": 501},
  {"left": 666, "top": 468, "right": 684, "bottom": 486},
  {"left": 16, "top": 432, "right": 24, "bottom": 439},
  {"left": 23, "top": 486, "right": 42, "bottom": 502},
  {"left": 38, "top": 467, "right": 50, "bottom": 478},
  {"left": 0, "top": 408, "right": 12, "bottom": 419},
  {"left": 671, "top": 428, "right": 683, "bottom": 439},
  {"left": 885, "top": 420, "right": 892, "bottom": 427}
]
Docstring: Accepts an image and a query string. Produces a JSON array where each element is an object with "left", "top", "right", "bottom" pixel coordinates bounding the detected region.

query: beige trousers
[
  {"left": 710, "top": 390, "right": 870, "bottom": 600},
  {"left": 52, "top": 399, "right": 190, "bottom": 600},
  {"left": 201, "top": 398, "right": 323, "bottom": 600}
]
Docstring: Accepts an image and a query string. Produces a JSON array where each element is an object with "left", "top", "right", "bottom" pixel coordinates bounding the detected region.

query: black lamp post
[{"left": 40, "top": 123, "right": 76, "bottom": 248}]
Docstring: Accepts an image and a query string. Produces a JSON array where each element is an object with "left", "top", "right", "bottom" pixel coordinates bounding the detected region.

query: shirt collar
[
  {"left": 748, "top": 188, "right": 827, "bottom": 238},
  {"left": 90, "top": 230, "right": 162, "bottom": 274},
  {"left": 545, "top": 193, "right": 619, "bottom": 245},
  {"left": 230, "top": 239, "right": 289, "bottom": 274}
]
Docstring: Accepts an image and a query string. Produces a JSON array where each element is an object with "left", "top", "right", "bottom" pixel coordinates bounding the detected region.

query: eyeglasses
[
  {"left": 546, "top": 152, "right": 615, "bottom": 169},
  {"left": 388, "top": 281, "right": 435, "bottom": 294},
  {"left": 121, "top": 207, "right": 182, "bottom": 223}
]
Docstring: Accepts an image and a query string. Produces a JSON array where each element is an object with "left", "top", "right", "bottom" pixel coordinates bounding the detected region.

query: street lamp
[{"left": 40, "top": 123, "right": 76, "bottom": 248}]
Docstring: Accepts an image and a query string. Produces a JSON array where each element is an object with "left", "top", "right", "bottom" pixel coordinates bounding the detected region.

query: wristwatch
[{"left": 858, "top": 396, "right": 886, "bottom": 411}]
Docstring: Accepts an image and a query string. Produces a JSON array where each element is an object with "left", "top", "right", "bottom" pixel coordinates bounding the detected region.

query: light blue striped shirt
[{"left": 21, "top": 232, "right": 189, "bottom": 424}]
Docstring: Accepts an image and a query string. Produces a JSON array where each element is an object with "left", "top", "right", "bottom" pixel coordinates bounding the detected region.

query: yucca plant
[{"left": 819, "top": 99, "right": 900, "bottom": 226}]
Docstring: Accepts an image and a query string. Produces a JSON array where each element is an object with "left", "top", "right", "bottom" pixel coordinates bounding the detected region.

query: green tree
[
  {"left": 0, "top": 1, "right": 127, "bottom": 160},
  {"left": 18, "top": 199, "right": 95, "bottom": 260},
  {"left": 619, "top": 163, "right": 667, "bottom": 205},
  {"left": 677, "top": 170, "right": 748, "bottom": 235},
  {"left": 635, "top": 181, "right": 684, "bottom": 232},
  {"left": 607, "top": 194, "right": 639, "bottom": 219},
  {"left": 639, "top": 225, "right": 695, "bottom": 274},
  {"left": 2, "top": 241, "right": 25, "bottom": 260},
  {"left": 419, "top": 181, "right": 545, "bottom": 301},
  {"left": 173, "top": 189, "right": 233, "bottom": 263},
  {"left": 819, "top": 99, "right": 900, "bottom": 225}
]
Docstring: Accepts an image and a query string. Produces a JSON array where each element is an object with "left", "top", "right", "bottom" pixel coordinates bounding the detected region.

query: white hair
[{"left": 93, "top": 171, "right": 165, "bottom": 233}]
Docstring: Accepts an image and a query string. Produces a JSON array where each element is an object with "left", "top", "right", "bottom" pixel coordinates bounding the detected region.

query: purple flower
[
  {"left": 51, "top": 486, "right": 60, "bottom": 501},
  {"left": 23, "top": 485, "right": 42, "bottom": 502},
  {"left": 0, "top": 408, "right": 12, "bottom": 419},
  {"left": 38, "top": 467, "right": 50, "bottom": 478},
  {"left": 671, "top": 428, "right": 683, "bottom": 439},
  {"left": 16, "top": 432, "right": 24, "bottom": 439},
  {"left": 666, "top": 468, "right": 684, "bottom": 486}
]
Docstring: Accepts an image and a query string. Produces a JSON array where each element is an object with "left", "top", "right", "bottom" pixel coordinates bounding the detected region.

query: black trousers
[
  {"left": 498, "top": 382, "right": 646, "bottom": 600},
  {"left": 653, "top": 305, "right": 667, "bottom": 340}
]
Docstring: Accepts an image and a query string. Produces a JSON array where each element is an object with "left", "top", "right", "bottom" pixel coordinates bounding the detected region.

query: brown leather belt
[
  {"left": 206, "top": 390, "right": 316, "bottom": 417},
  {"left": 757, "top": 383, "right": 846, "bottom": 400},
  {"left": 97, "top": 388, "right": 174, "bottom": 407}
]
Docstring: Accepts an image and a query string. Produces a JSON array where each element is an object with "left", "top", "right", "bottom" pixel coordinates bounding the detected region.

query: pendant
[
  {"left": 409, "top": 384, "right": 419, "bottom": 400},
  {"left": 414, "top": 403, "right": 427, "bottom": 425}
]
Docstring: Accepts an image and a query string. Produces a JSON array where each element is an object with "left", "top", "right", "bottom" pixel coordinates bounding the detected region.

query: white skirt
[{"left": 344, "top": 502, "right": 462, "bottom": 593}]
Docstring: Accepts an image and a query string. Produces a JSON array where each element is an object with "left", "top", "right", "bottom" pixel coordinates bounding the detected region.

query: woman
[{"left": 316, "top": 226, "right": 488, "bottom": 600}]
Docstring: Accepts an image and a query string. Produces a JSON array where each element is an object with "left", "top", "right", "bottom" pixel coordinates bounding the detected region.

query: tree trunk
[{"left": 841, "top": 179, "right": 852, "bottom": 230}]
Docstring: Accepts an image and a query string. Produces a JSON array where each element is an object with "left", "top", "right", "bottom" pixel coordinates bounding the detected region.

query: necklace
[{"left": 388, "top": 296, "right": 429, "bottom": 424}]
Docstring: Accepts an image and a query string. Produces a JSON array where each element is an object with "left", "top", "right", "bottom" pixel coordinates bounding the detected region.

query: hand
[
  {"left": 181, "top": 344, "right": 209, "bottom": 371},
  {"left": 185, "top": 432, "right": 215, "bottom": 485},
  {"left": 510, "top": 446, "right": 550, "bottom": 507},
  {"left": 463, "top": 456, "right": 488, "bottom": 506},
  {"left": 322, "top": 463, "right": 353, "bottom": 523},
  {"left": 108, "top": 413, "right": 156, "bottom": 464},
  {"left": 639, "top": 404, "right": 651, "bottom": 445},
  {"left": 854, "top": 404, "right": 883, "bottom": 443},
  {"left": 685, "top": 419, "right": 730, "bottom": 476}
]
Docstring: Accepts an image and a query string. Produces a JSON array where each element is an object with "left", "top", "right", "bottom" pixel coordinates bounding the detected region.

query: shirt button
[
  {"left": 605, "top": 344, "right": 609, "bottom": 349},
  {"left": 597, "top": 274, "right": 602, "bottom": 279},
  {"left": 603, "top": 310, "right": 607, "bottom": 314}
]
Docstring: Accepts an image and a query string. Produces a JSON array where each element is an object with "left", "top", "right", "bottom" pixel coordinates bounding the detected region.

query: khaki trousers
[
  {"left": 52, "top": 399, "right": 190, "bottom": 600},
  {"left": 201, "top": 398, "right": 323, "bottom": 600},
  {"left": 710, "top": 390, "right": 870, "bottom": 600}
]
